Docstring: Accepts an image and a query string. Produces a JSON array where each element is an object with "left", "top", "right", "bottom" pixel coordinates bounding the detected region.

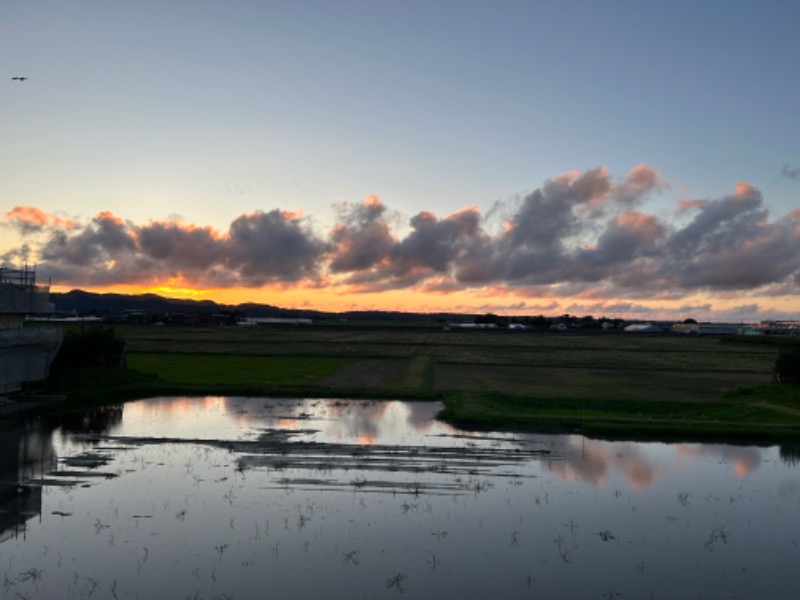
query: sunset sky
[{"left": 2, "top": 1, "right": 799, "bottom": 321}]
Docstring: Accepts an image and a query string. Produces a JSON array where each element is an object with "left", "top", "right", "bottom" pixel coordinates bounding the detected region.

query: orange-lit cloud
[
  {"left": 677, "top": 198, "right": 707, "bottom": 213},
  {"left": 3, "top": 205, "right": 78, "bottom": 232},
  {"left": 735, "top": 181, "right": 758, "bottom": 199}
]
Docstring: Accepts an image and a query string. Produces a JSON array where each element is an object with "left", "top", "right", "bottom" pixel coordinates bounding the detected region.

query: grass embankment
[
  {"left": 437, "top": 388, "right": 800, "bottom": 442},
  {"left": 45, "top": 325, "right": 800, "bottom": 442}
]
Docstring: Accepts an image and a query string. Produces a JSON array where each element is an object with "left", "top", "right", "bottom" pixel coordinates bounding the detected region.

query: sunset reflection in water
[{"left": 2, "top": 397, "right": 797, "bottom": 600}]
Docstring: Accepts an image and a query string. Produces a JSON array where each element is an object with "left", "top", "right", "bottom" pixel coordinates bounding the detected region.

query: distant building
[
  {"left": 761, "top": 321, "right": 800, "bottom": 336},
  {"left": 738, "top": 326, "right": 764, "bottom": 336},
  {"left": 623, "top": 323, "right": 664, "bottom": 333},
  {"left": 671, "top": 322, "right": 745, "bottom": 335},
  {"left": 239, "top": 317, "right": 313, "bottom": 326},
  {"left": 0, "top": 267, "right": 63, "bottom": 397},
  {"left": 446, "top": 322, "right": 498, "bottom": 330}
]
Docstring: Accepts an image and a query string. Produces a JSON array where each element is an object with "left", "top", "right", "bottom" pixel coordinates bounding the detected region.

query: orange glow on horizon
[
  {"left": 148, "top": 286, "right": 215, "bottom": 299},
  {"left": 47, "top": 278, "right": 800, "bottom": 320}
]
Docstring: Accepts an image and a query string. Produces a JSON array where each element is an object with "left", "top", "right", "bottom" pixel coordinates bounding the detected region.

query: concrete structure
[{"left": 0, "top": 266, "right": 62, "bottom": 398}]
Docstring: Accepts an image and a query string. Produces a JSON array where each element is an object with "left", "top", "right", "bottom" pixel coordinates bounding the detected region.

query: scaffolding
[
  {"left": 0, "top": 265, "right": 40, "bottom": 286},
  {"left": 0, "top": 266, "right": 52, "bottom": 315},
  {"left": 0, "top": 266, "right": 62, "bottom": 395}
]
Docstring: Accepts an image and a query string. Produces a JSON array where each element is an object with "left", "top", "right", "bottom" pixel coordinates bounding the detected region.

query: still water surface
[{"left": 1, "top": 397, "right": 799, "bottom": 599}]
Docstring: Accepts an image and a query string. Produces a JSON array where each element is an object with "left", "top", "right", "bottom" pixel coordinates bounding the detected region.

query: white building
[
  {"left": 0, "top": 267, "right": 63, "bottom": 398},
  {"left": 623, "top": 323, "right": 664, "bottom": 333}
]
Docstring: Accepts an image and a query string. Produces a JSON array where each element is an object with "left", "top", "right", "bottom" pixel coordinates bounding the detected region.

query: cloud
[
  {"left": 781, "top": 164, "right": 800, "bottom": 182},
  {"left": 611, "top": 164, "right": 667, "bottom": 206},
  {"left": 9, "top": 208, "right": 327, "bottom": 289},
  {"left": 569, "top": 210, "right": 667, "bottom": 282},
  {"left": 392, "top": 208, "right": 488, "bottom": 279},
  {"left": 1, "top": 243, "right": 33, "bottom": 265},
  {"left": 336, "top": 205, "right": 494, "bottom": 292},
  {"left": 37, "top": 211, "right": 140, "bottom": 286},
  {"left": 564, "top": 301, "right": 662, "bottom": 316},
  {"left": 660, "top": 182, "right": 800, "bottom": 290},
  {"left": 328, "top": 196, "right": 395, "bottom": 273},
  {"left": 3, "top": 205, "right": 78, "bottom": 234},
  {"left": 226, "top": 210, "right": 327, "bottom": 285},
  {"left": 677, "top": 198, "right": 706, "bottom": 213},
  {"left": 6, "top": 166, "right": 800, "bottom": 317},
  {"left": 137, "top": 221, "right": 222, "bottom": 272}
]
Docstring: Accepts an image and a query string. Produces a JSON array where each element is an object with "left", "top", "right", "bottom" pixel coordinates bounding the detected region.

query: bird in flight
[{"left": 11, "top": 76, "right": 28, "bottom": 81}]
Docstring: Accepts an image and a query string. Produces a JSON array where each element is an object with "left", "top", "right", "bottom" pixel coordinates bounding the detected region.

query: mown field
[{"left": 103, "top": 324, "right": 800, "bottom": 441}]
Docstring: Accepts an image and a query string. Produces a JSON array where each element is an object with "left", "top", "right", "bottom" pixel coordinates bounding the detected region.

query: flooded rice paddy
[{"left": 2, "top": 396, "right": 799, "bottom": 599}]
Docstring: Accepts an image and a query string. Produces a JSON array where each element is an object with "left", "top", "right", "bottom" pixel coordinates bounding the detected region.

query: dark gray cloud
[
  {"left": 781, "top": 164, "right": 800, "bottom": 182},
  {"left": 225, "top": 210, "right": 327, "bottom": 285},
  {"left": 333, "top": 203, "right": 494, "bottom": 291},
  {"left": 35, "top": 212, "right": 140, "bottom": 286},
  {"left": 39, "top": 212, "right": 135, "bottom": 266},
  {"left": 470, "top": 167, "right": 667, "bottom": 287},
  {"left": 389, "top": 209, "right": 487, "bottom": 278},
  {"left": 665, "top": 183, "right": 764, "bottom": 260},
  {"left": 504, "top": 168, "right": 611, "bottom": 251},
  {"left": 137, "top": 222, "right": 222, "bottom": 271},
  {"left": 659, "top": 183, "right": 800, "bottom": 290},
  {"left": 568, "top": 211, "right": 666, "bottom": 283},
  {"left": 328, "top": 198, "right": 394, "bottom": 273}
]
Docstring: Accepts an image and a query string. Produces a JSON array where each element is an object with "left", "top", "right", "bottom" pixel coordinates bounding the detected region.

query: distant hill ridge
[
  {"left": 52, "top": 289, "right": 239, "bottom": 314},
  {"left": 49, "top": 289, "right": 462, "bottom": 322}
]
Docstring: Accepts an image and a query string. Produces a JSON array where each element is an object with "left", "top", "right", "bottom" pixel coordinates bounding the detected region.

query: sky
[{"left": 2, "top": 0, "right": 799, "bottom": 321}]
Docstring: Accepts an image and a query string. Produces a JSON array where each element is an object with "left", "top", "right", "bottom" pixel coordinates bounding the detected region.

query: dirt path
[
  {"left": 317, "top": 358, "right": 404, "bottom": 389},
  {"left": 395, "top": 355, "right": 431, "bottom": 390}
]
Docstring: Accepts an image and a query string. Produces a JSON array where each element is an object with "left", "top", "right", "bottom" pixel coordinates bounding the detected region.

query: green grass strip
[{"left": 128, "top": 353, "right": 353, "bottom": 386}]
